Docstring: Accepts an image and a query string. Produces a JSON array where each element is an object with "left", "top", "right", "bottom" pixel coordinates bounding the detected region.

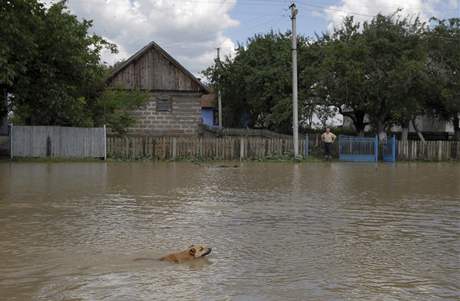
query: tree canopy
[
  {"left": 0, "top": 0, "right": 149, "bottom": 133},
  {"left": 203, "top": 31, "right": 309, "bottom": 133},
  {"left": 426, "top": 18, "right": 460, "bottom": 139},
  {"left": 204, "top": 12, "right": 460, "bottom": 140}
]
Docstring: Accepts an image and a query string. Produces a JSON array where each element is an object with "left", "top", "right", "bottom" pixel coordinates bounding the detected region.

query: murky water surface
[{"left": 0, "top": 162, "right": 459, "bottom": 300}]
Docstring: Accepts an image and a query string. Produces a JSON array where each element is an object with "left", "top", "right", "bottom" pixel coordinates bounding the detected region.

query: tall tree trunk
[
  {"left": 377, "top": 120, "right": 387, "bottom": 143},
  {"left": 401, "top": 120, "right": 410, "bottom": 142},
  {"left": 0, "top": 85, "right": 6, "bottom": 117},
  {"left": 411, "top": 118, "right": 425, "bottom": 143},
  {"left": 0, "top": 86, "right": 7, "bottom": 135},
  {"left": 453, "top": 114, "right": 460, "bottom": 141},
  {"left": 354, "top": 111, "right": 366, "bottom": 136}
]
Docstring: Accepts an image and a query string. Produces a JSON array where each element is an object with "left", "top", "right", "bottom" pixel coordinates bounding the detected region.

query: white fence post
[
  {"left": 305, "top": 134, "right": 309, "bottom": 157},
  {"left": 172, "top": 137, "right": 177, "bottom": 160},
  {"left": 103, "top": 125, "right": 107, "bottom": 160},
  {"left": 9, "top": 123, "right": 13, "bottom": 159}
]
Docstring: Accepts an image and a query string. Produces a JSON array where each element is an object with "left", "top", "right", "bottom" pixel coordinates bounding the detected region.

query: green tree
[
  {"left": 92, "top": 88, "right": 150, "bottom": 135},
  {"left": 203, "top": 12, "right": 459, "bottom": 141},
  {"left": 312, "top": 13, "right": 429, "bottom": 141},
  {"left": 1, "top": 0, "right": 150, "bottom": 134},
  {"left": 203, "top": 31, "right": 309, "bottom": 133},
  {"left": 17, "top": 1, "right": 116, "bottom": 125},
  {"left": 361, "top": 13, "right": 428, "bottom": 141},
  {"left": 426, "top": 18, "right": 460, "bottom": 140},
  {"left": 0, "top": 0, "right": 44, "bottom": 121},
  {"left": 309, "top": 18, "right": 370, "bottom": 135}
]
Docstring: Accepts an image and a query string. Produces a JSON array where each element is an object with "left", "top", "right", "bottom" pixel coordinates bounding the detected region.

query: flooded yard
[{"left": 0, "top": 161, "right": 459, "bottom": 300}]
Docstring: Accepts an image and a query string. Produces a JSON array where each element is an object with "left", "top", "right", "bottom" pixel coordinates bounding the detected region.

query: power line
[
  {"left": 244, "top": 15, "right": 287, "bottom": 32},
  {"left": 296, "top": 1, "right": 375, "bottom": 18}
]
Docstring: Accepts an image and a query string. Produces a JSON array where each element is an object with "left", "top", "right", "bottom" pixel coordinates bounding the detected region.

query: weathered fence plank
[
  {"left": 11, "top": 125, "right": 105, "bottom": 158},
  {"left": 105, "top": 135, "right": 460, "bottom": 161},
  {"left": 107, "top": 135, "right": 299, "bottom": 160},
  {"left": 397, "top": 140, "right": 459, "bottom": 161}
]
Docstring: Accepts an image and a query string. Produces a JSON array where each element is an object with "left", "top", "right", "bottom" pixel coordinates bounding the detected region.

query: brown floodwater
[{"left": 0, "top": 161, "right": 459, "bottom": 300}]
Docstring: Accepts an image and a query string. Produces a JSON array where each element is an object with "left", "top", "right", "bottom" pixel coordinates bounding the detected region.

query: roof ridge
[{"left": 107, "top": 41, "right": 209, "bottom": 93}]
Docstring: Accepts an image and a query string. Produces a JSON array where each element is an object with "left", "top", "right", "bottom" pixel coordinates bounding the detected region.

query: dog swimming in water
[{"left": 159, "top": 244, "right": 212, "bottom": 263}]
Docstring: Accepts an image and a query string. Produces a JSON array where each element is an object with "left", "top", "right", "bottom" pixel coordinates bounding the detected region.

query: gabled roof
[
  {"left": 201, "top": 93, "right": 217, "bottom": 108},
  {"left": 107, "top": 41, "right": 209, "bottom": 93}
]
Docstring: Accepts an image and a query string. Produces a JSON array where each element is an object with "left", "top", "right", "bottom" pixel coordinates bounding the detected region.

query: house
[
  {"left": 200, "top": 93, "right": 218, "bottom": 127},
  {"left": 342, "top": 114, "right": 455, "bottom": 139},
  {"left": 107, "top": 41, "right": 209, "bottom": 135}
]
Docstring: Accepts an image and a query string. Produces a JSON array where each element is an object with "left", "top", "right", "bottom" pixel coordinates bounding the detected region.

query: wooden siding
[{"left": 109, "top": 48, "right": 203, "bottom": 92}]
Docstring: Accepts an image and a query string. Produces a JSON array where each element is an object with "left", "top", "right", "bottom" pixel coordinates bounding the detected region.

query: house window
[{"left": 156, "top": 97, "right": 172, "bottom": 112}]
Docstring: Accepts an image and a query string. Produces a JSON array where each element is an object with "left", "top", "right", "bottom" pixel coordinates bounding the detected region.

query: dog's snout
[{"left": 202, "top": 247, "right": 212, "bottom": 257}]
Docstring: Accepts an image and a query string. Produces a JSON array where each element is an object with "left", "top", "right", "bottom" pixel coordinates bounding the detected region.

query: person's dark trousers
[{"left": 324, "top": 142, "right": 332, "bottom": 158}]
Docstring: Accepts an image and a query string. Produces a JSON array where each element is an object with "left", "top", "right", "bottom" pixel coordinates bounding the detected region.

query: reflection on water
[{"left": 0, "top": 162, "right": 459, "bottom": 300}]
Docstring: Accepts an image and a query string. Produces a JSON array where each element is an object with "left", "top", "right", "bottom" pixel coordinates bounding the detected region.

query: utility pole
[
  {"left": 290, "top": 2, "right": 299, "bottom": 158},
  {"left": 216, "top": 48, "right": 223, "bottom": 128}
]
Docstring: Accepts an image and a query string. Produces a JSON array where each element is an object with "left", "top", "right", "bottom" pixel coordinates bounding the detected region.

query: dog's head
[{"left": 188, "top": 245, "right": 212, "bottom": 258}]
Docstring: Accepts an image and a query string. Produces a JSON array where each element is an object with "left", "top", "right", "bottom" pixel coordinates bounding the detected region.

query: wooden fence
[
  {"left": 398, "top": 140, "right": 460, "bottom": 161},
  {"left": 11, "top": 125, "right": 106, "bottom": 158},
  {"left": 107, "top": 135, "right": 460, "bottom": 161},
  {"left": 6, "top": 125, "right": 460, "bottom": 161},
  {"left": 107, "top": 136, "right": 313, "bottom": 160}
]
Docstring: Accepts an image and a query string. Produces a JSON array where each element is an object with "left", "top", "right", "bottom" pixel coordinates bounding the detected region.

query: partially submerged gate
[
  {"left": 382, "top": 135, "right": 397, "bottom": 163},
  {"left": 339, "top": 135, "right": 397, "bottom": 163},
  {"left": 338, "top": 135, "right": 378, "bottom": 162}
]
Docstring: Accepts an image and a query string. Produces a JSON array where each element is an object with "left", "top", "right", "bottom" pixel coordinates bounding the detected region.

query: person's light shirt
[{"left": 321, "top": 132, "right": 336, "bottom": 143}]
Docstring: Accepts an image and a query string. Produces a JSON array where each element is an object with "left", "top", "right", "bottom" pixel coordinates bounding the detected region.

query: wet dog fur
[{"left": 160, "top": 245, "right": 212, "bottom": 263}]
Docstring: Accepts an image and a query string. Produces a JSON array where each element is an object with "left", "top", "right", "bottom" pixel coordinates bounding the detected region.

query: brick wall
[{"left": 128, "top": 92, "right": 202, "bottom": 136}]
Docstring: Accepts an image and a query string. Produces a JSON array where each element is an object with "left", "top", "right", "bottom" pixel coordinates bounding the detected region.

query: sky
[{"left": 43, "top": 0, "right": 460, "bottom": 76}]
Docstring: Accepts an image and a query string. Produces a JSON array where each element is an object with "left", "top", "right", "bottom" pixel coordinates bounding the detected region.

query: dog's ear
[{"left": 189, "top": 247, "right": 196, "bottom": 256}]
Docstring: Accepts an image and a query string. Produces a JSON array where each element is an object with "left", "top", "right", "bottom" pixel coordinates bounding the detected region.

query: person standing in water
[{"left": 321, "top": 127, "right": 336, "bottom": 159}]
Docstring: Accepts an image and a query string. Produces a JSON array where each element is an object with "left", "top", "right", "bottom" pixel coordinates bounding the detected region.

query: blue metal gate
[
  {"left": 382, "top": 135, "right": 397, "bottom": 162},
  {"left": 339, "top": 135, "right": 378, "bottom": 162}
]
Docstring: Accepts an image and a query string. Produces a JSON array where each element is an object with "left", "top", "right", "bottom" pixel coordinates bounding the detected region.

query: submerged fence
[
  {"left": 398, "top": 140, "right": 460, "bottom": 161},
  {"left": 107, "top": 136, "right": 314, "bottom": 160},
  {"left": 7, "top": 126, "right": 460, "bottom": 161},
  {"left": 108, "top": 135, "right": 460, "bottom": 161},
  {"left": 10, "top": 125, "right": 106, "bottom": 159}
]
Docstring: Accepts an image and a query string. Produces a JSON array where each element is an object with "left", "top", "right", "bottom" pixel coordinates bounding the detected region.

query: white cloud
[
  {"left": 448, "top": 0, "right": 459, "bottom": 8},
  {"left": 324, "top": 0, "right": 456, "bottom": 29},
  {"left": 43, "top": 0, "right": 239, "bottom": 74}
]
